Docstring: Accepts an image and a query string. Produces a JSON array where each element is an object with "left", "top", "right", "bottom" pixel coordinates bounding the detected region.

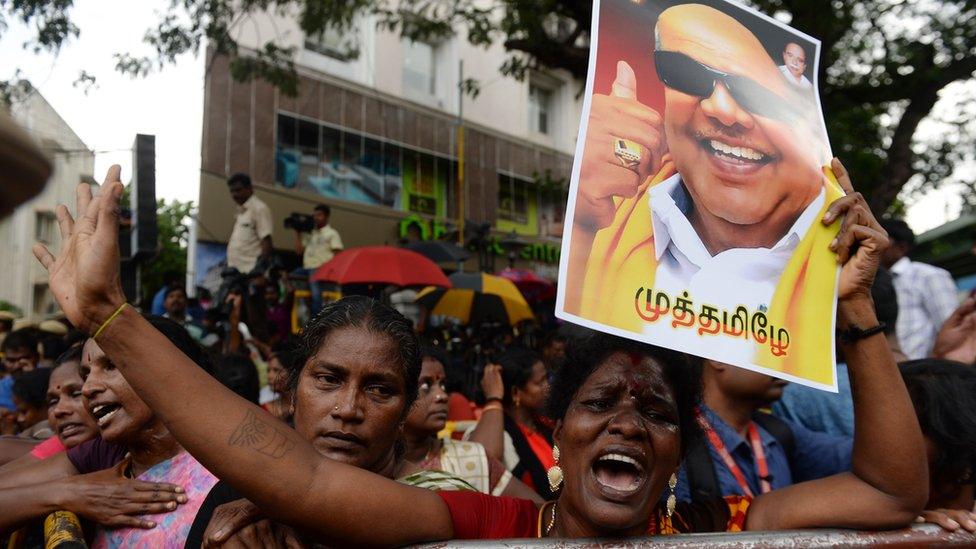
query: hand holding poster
[{"left": 557, "top": 0, "right": 843, "bottom": 390}]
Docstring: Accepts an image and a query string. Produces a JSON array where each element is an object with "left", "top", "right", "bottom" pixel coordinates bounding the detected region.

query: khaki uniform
[{"left": 227, "top": 195, "right": 273, "bottom": 273}]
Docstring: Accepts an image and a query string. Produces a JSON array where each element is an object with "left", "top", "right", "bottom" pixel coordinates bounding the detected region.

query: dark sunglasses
[{"left": 653, "top": 50, "right": 798, "bottom": 121}]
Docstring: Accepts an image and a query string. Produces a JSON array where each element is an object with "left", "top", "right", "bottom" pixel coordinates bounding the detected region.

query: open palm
[{"left": 33, "top": 165, "right": 127, "bottom": 334}]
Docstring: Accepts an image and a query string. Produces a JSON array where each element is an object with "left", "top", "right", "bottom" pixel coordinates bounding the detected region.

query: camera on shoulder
[{"left": 284, "top": 212, "right": 315, "bottom": 232}]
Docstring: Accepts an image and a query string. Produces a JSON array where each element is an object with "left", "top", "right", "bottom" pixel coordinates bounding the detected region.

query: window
[
  {"left": 305, "top": 26, "right": 359, "bottom": 61},
  {"left": 32, "top": 283, "right": 56, "bottom": 317},
  {"left": 402, "top": 40, "right": 436, "bottom": 97},
  {"left": 35, "top": 211, "right": 56, "bottom": 244},
  {"left": 529, "top": 83, "right": 553, "bottom": 135},
  {"left": 538, "top": 185, "right": 567, "bottom": 238},
  {"left": 498, "top": 173, "right": 530, "bottom": 224},
  {"left": 273, "top": 113, "right": 450, "bottom": 214}
]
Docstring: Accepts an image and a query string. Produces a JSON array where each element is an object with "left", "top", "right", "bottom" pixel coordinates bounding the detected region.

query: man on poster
[
  {"left": 780, "top": 42, "right": 813, "bottom": 90},
  {"left": 564, "top": 3, "right": 841, "bottom": 384}
]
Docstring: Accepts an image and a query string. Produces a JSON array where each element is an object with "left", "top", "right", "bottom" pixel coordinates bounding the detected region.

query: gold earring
[
  {"left": 666, "top": 473, "right": 677, "bottom": 518},
  {"left": 547, "top": 445, "right": 563, "bottom": 492}
]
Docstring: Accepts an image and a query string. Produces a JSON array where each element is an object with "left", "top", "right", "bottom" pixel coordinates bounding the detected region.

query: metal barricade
[{"left": 411, "top": 524, "right": 976, "bottom": 548}]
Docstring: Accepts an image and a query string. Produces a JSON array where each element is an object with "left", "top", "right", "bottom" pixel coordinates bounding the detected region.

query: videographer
[{"left": 292, "top": 203, "right": 343, "bottom": 315}]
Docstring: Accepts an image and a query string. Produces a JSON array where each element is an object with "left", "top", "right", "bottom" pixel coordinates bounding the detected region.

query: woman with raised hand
[
  {"left": 34, "top": 161, "right": 927, "bottom": 543},
  {"left": 464, "top": 347, "right": 556, "bottom": 499},
  {"left": 402, "top": 346, "right": 543, "bottom": 503}
]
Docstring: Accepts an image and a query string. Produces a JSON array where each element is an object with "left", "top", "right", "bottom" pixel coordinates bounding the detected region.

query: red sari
[{"left": 436, "top": 491, "right": 752, "bottom": 539}]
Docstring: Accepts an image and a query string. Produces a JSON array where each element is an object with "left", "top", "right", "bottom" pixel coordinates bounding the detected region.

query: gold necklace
[{"left": 546, "top": 502, "right": 556, "bottom": 535}]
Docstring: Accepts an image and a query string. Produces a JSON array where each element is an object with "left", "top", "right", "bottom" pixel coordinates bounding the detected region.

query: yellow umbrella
[{"left": 416, "top": 272, "right": 534, "bottom": 326}]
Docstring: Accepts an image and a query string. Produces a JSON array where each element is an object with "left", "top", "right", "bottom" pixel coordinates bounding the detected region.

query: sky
[
  {"left": 0, "top": 0, "right": 204, "bottom": 204},
  {"left": 0, "top": 0, "right": 968, "bottom": 233}
]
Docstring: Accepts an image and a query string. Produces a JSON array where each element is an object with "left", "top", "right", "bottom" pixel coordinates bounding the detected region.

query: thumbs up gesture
[{"left": 575, "top": 61, "right": 667, "bottom": 232}]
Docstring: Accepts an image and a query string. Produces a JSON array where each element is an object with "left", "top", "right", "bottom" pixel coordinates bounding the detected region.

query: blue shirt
[
  {"left": 675, "top": 405, "right": 853, "bottom": 502},
  {"left": 773, "top": 363, "right": 854, "bottom": 437},
  {"left": 0, "top": 376, "right": 13, "bottom": 410},
  {"left": 150, "top": 286, "right": 168, "bottom": 316}
]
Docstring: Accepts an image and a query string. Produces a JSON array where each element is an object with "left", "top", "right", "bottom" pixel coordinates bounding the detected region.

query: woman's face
[
  {"left": 47, "top": 360, "right": 99, "bottom": 448},
  {"left": 81, "top": 339, "right": 155, "bottom": 444},
  {"left": 554, "top": 353, "right": 681, "bottom": 535},
  {"left": 292, "top": 325, "right": 408, "bottom": 473},
  {"left": 405, "top": 358, "right": 449, "bottom": 436},
  {"left": 513, "top": 360, "right": 549, "bottom": 412},
  {"left": 268, "top": 356, "right": 288, "bottom": 394}
]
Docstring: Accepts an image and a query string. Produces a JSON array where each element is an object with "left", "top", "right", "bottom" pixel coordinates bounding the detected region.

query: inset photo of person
[{"left": 780, "top": 41, "right": 812, "bottom": 90}]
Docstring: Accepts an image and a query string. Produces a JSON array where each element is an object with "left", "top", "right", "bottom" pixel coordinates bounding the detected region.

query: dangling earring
[
  {"left": 547, "top": 445, "right": 563, "bottom": 492},
  {"left": 666, "top": 473, "right": 677, "bottom": 518}
]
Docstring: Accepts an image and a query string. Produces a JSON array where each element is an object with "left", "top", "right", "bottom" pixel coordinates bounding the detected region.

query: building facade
[
  {"left": 0, "top": 85, "right": 94, "bottom": 320},
  {"left": 194, "top": 10, "right": 581, "bottom": 284}
]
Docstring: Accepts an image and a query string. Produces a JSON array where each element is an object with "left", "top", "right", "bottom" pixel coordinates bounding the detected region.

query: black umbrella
[{"left": 404, "top": 241, "right": 471, "bottom": 263}]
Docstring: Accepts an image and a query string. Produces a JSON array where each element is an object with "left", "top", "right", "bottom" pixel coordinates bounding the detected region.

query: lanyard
[{"left": 696, "top": 411, "right": 771, "bottom": 497}]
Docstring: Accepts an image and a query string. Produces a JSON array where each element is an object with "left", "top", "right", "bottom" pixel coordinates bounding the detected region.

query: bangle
[
  {"left": 482, "top": 402, "right": 504, "bottom": 413},
  {"left": 837, "top": 321, "right": 886, "bottom": 344},
  {"left": 93, "top": 303, "right": 129, "bottom": 339}
]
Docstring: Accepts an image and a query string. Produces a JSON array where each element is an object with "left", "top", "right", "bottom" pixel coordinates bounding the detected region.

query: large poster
[{"left": 556, "top": 0, "right": 843, "bottom": 390}]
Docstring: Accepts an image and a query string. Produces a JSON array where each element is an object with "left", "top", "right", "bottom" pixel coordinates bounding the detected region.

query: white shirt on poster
[
  {"left": 779, "top": 65, "right": 812, "bottom": 90},
  {"left": 642, "top": 174, "right": 825, "bottom": 364}
]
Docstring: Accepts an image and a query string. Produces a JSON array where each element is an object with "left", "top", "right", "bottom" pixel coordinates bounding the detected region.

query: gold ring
[{"left": 613, "top": 138, "right": 642, "bottom": 170}]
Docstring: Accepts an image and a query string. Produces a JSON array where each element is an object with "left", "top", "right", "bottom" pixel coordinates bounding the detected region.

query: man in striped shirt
[{"left": 881, "top": 219, "right": 959, "bottom": 360}]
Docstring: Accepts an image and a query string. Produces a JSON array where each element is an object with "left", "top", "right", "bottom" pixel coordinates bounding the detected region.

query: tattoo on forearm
[{"left": 228, "top": 410, "right": 295, "bottom": 458}]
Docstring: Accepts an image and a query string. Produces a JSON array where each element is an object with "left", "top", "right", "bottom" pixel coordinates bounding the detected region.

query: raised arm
[
  {"left": 32, "top": 167, "right": 454, "bottom": 547},
  {"left": 464, "top": 363, "right": 505, "bottom": 460},
  {"left": 746, "top": 159, "right": 928, "bottom": 530}
]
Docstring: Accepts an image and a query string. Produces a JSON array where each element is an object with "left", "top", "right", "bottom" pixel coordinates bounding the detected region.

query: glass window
[
  {"left": 273, "top": 112, "right": 453, "bottom": 214},
  {"left": 538, "top": 186, "right": 567, "bottom": 238},
  {"left": 297, "top": 119, "right": 321, "bottom": 192},
  {"left": 498, "top": 173, "right": 529, "bottom": 224},
  {"left": 403, "top": 40, "right": 435, "bottom": 97},
  {"left": 305, "top": 26, "right": 359, "bottom": 61},
  {"left": 383, "top": 143, "right": 403, "bottom": 209},
  {"left": 34, "top": 211, "right": 56, "bottom": 244},
  {"left": 275, "top": 114, "right": 299, "bottom": 187},
  {"left": 320, "top": 125, "right": 341, "bottom": 165},
  {"left": 529, "top": 83, "right": 553, "bottom": 135}
]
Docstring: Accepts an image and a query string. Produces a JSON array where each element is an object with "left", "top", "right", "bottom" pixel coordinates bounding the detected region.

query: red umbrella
[
  {"left": 497, "top": 268, "right": 556, "bottom": 302},
  {"left": 312, "top": 246, "right": 451, "bottom": 287}
]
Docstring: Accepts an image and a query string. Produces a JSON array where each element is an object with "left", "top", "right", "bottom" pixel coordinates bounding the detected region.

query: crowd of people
[{"left": 0, "top": 160, "right": 972, "bottom": 548}]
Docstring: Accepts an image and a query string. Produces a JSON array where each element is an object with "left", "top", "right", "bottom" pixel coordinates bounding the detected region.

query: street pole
[{"left": 457, "top": 59, "right": 465, "bottom": 249}]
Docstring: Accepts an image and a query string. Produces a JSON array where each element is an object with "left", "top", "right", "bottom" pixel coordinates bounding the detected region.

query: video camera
[{"left": 284, "top": 212, "right": 315, "bottom": 233}]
